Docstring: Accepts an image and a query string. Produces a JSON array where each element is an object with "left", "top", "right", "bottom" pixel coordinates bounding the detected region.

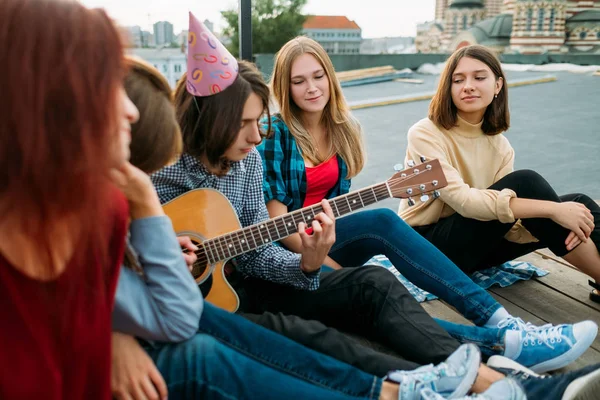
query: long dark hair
[
  {"left": 174, "top": 60, "right": 271, "bottom": 174},
  {"left": 429, "top": 45, "right": 510, "bottom": 135}
]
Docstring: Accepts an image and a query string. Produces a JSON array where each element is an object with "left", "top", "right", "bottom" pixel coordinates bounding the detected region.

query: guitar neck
[{"left": 202, "top": 182, "right": 392, "bottom": 263}]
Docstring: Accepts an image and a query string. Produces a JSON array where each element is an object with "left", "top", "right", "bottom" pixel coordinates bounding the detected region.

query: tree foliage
[{"left": 222, "top": 0, "right": 307, "bottom": 57}]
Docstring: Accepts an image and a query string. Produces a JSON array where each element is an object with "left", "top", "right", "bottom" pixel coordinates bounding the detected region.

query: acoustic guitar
[{"left": 163, "top": 158, "right": 447, "bottom": 312}]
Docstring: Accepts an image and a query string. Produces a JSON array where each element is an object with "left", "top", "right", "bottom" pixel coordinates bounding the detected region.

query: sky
[{"left": 80, "top": 0, "right": 436, "bottom": 38}]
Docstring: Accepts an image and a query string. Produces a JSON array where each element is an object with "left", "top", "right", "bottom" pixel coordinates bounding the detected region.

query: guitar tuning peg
[
  {"left": 407, "top": 160, "right": 415, "bottom": 168},
  {"left": 433, "top": 190, "right": 441, "bottom": 199},
  {"left": 432, "top": 180, "right": 439, "bottom": 187},
  {"left": 393, "top": 163, "right": 403, "bottom": 171},
  {"left": 420, "top": 194, "right": 430, "bottom": 202},
  {"left": 419, "top": 156, "right": 427, "bottom": 163},
  {"left": 419, "top": 184, "right": 426, "bottom": 191},
  {"left": 407, "top": 197, "right": 416, "bottom": 207},
  {"left": 406, "top": 188, "right": 413, "bottom": 195}
]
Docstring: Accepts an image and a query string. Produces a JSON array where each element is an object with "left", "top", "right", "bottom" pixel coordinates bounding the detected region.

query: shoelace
[
  {"left": 523, "top": 325, "right": 565, "bottom": 349},
  {"left": 498, "top": 317, "right": 551, "bottom": 332},
  {"left": 388, "top": 361, "right": 456, "bottom": 384}
]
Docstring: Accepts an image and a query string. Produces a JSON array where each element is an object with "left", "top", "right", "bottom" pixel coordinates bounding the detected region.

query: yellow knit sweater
[{"left": 398, "top": 116, "right": 537, "bottom": 243}]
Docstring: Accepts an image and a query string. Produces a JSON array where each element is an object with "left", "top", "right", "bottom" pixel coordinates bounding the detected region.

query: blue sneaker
[
  {"left": 420, "top": 378, "right": 526, "bottom": 400},
  {"left": 495, "top": 362, "right": 600, "bottom": 400},
  {"left": 498, "top": 318, "right": 598, "bottom": 374},
  {"left": 386, "top": 343, "right": 480, "bottom": 400}
]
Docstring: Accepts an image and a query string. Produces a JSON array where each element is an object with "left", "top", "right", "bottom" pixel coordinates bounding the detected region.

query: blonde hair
[{"left": 271, "top": 36, "right": 365, "bottom": 178}]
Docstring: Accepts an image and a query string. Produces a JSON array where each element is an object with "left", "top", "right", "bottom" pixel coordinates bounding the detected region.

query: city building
[
  {"left": 141, "top": 31, "right": 154, "bottom": 48},
  {"left": 451, "top": 0, "right": 600, "bottom": 53},
  {"left": 485, "top": 0, "right": 504, "bottom": 18},
  {"left": 416, "top": 22, "right": 444, "bottom": 53},
  {"left": 125, "top": 26, "right": 143, "bottom": 48},
  {"left": 302, "top": 15, "right": 362, "bottom": 54},
  {"left": 418, "top": 0, "right": 600, "bottom": 53},
  {"left": 441, "top": 0, "right": 487, "bottom": 49},
  {"left": 153, "top": 21, "right": 175, "bottom": 47},
  {"left": 129, "top": 48, "right": 186, "bottom": 87}
]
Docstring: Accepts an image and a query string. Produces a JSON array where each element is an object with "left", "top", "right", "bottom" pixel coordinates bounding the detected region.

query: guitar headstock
[{"left": 387, "top": 158, "right": 447, "bottom": 205}]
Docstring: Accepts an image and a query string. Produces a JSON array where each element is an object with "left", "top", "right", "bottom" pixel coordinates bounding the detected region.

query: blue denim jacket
[
  {"left": 113, "top": 216, "right": 203, "bottom": 342},
  {"left": 257, "top": 115, "right": 351, "bottom": 212}
]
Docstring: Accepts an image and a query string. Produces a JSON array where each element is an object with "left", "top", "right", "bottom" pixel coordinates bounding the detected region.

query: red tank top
[
  {"left": 0, "top": 194, "right": 128, "bottom": 400},
  {"left": 303, "top": 155, "right": 339, "bottom": 207}
]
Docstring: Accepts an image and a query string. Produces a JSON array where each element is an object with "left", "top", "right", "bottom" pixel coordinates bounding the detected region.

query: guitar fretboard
[{"left": 201, "top": 182, "right": 391, "bottom": 263}]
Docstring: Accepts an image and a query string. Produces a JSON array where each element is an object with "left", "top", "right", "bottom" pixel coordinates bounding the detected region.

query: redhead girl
[{"left": 0, "top": 0, "right": 138, "bottom": 398}]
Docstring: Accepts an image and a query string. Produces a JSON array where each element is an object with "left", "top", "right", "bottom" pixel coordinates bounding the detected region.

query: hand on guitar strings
[
  {"left": 178, "top": 236, "right": 198, "bottom": 272},
  {"left": 298, "top": 199, "right": 336, "bottom": 274}
]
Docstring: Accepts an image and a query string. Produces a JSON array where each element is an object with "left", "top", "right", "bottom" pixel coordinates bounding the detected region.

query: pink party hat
[{"left": 186, "top": 12, "right": 239, "bottom": 97}]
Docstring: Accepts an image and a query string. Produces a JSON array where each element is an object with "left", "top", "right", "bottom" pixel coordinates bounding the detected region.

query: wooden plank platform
[{"left": 423, "top": 249, "right": 600, "bottom": 372}]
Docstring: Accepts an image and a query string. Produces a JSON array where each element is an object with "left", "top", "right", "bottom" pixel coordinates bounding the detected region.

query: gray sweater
[{"left": 112, "top": 216, "right": 203, "bottom": 342}]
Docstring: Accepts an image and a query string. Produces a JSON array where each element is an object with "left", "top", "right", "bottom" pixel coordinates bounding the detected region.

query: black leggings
[{"left": 417, "top": 170, "right": 600, "bottom": 274}]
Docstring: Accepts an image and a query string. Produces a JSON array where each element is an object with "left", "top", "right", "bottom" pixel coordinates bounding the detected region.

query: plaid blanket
[{"left": 366, "top": 256, "right": 549, "bottom": 303}]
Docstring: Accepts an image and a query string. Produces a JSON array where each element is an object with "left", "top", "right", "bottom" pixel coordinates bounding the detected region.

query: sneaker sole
[
  {"left": 486, "top": 355, "right": 540, "bottom": 377},
  {"left": 562, "top": 367, "right": 600, "bottom": 400},
  {"left": 530, "top": 322, "right": 598, "bottom": 374},
  {"left": 448, "top": 345, "right": 482, "bottom": 399}
]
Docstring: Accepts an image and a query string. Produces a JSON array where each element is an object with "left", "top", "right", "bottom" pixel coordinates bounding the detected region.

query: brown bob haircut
[
  {"left": 173, "top": 60, "right": 271, "bottom": 174},
  {"left": 429, "top": 45, "right": 510, "bottom": 135},
  {"left": 124, "top": 56, "right": 182, "bottom": 174}
]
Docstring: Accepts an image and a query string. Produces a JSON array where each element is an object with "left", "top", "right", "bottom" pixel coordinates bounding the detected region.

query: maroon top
[{"left": 0, "top": 194, "right": 128, "bottom": 399}]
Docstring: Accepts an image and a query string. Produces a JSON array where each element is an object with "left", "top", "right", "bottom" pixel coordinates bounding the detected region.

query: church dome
[
  {"left": 567, "top": 10, "right": 600, "bottom": 23},
  {"left": 469, "top": 13, "right": 513, "bottom": 43},
  {"left": 448, "top": 0, "right": 485, "bottom": 9}
]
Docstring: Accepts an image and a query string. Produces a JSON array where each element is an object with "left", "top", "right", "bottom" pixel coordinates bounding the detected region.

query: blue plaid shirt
[
  {"left": 257, "top": 115, "right": 351, "bottom": 212},
  {"left": 150, "top": 150, "right": 320, "bottom": 290}
]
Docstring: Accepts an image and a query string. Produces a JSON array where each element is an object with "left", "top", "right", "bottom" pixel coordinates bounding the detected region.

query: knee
[
  {"left": 366, "top": 208, "right": 407, "bottom": 230},
  {"left": 506, "top": 169, "right": 555, "bottom": 198},
  {"left": 510, "top": 169, "right": 546, "bottom": 185},
  {"left": 571, "top": 193, "right": 595, "bottom": 207},
  {"left": 182, "top": 333, "right": 219, "bottom": 355},
  {"left": 356, "top": 265, "right": 406, "bottom": 292}
]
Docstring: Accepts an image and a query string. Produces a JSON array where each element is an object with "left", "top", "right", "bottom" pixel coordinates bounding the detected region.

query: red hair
[{"left": 0, "top": 0, "right": 127, "bottom": 277}]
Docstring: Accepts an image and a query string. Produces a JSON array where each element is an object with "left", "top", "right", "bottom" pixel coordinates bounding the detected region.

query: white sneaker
[
  {"left": 486, "top": 355, "right": 540, "bottom": 377},
  {"left": 420, "top": 378, "right": 526, "bottom": 400}
]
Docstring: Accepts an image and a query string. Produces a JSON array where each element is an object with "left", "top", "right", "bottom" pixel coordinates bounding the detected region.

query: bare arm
[
  {"left": 510, "top": 198, "right": 594, "bottom": 244},
  {"left": 266, "top": 199, "right": 343, "bottom": 270}
]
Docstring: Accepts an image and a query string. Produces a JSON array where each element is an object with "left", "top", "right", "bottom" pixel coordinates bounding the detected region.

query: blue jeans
[
  {"left": 329, "top": 209, "right": 506, "bottom": 354},
  {"left": 145, "top": 303, "right": 382, "bottom": 399}
]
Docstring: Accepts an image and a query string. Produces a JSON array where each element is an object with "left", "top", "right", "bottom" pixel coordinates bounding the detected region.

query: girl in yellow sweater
[{"left": 400, "top": 45, "right": 600, "bottom": 304}]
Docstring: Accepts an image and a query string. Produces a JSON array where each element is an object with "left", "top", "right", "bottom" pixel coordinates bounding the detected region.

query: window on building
[
  {"left": 472, "top": 15, "right": 477, "bottom": 25},
  {"left": 549, "top": 8, "right": 555, "bottom": 32},
  {"left": 526, "top": 8, "right": 533, "bottom": 31},
  {"left": 597, "top": 31, "right": 600, "bottom": 40},
  {"left": 579, "top": 31, "right": 587, "bottom": 40},
  {"left": 174, "top": 64, "right": 181, "bottom": 73},
  {"left": 537, "top": 8, "right": 545, "bottom": 31},
  {"left": 453, "top": 15, "right": 458, "bottom": 34},
  {"left": 462, "top": 15, "right": 468, "bottom": 30},
  {"left": 162, "top": 64, "right": 168, "bottom": 73}
]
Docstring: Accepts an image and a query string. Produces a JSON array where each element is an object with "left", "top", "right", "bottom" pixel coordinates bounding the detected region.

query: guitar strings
[{"left": 186, "top": 167, "right": 439, "bottom": 273}]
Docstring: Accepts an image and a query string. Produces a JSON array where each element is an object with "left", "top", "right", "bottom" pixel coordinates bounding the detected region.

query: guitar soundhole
[{"left": 186, "top": 239, "right": 210, "bottom": 281}]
